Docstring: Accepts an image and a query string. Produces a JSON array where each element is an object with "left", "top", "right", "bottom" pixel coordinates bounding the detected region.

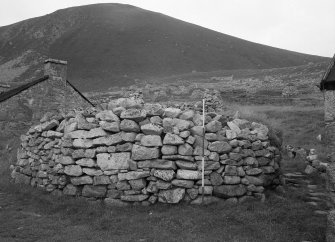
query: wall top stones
[{"left": 11, "top": 98, "right": 282, "bottom": 206}]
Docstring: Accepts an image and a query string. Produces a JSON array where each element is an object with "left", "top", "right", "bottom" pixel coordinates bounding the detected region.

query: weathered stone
[
  {"left": 120, "top": 109, "right": 146, "bottom": 121},
  {"left": 156, "top": 180, "right": 172, "bottom": 189},
  {"left": 223, "top": 176, "right": 241, "bottom": 184},
  {"left": 158, "top": 188, "right": 185, "bottom": 203},
  {"left": 247, "top": 184, "right": 264, "bottom": 193},
  {"left": 190, "top": 126, "right": 204, "bottom": 136},
  {"left": 116, "top": 181, "right": 131, "bottom": 190},
  {"left": 118, "top": 171, "right": 150, "bottom": 181},
  {"left": 131, "top": 145, "right": 159, "bottom": 160},
  {"left": 244, "top": 157, "right": 258, "bottom": 166},
  {"left": 12, "top": 172, "right": 31, "bottom": 184},
  {"left": 163, "top": 133, "right": 184, "bottom": 145},
  {"left": 121, "top": 132, "right": 137, "bottom": 142},
  {"left": 63, "top": 184, "right": 79, "bottom": 196},
  {"left": 175, "top": 160, "right": 197, "bottom": 170},
  {"left": 164, "top": 108, "right": 181, "bottom": 118},
  {"left": 205, "top": 120, "right": 222, "bottom": 133},
  {"left": 171, "top": 179, "right": 194, "bottom": 188},
  {"left": 246, "top": 168, "right": 263, "bottom": 176},
  {"left": 176, "top": 170, "right": 201, "bottom": 180},
  {"left": 96, "top": 110, "right": 119, "bottom": 122},
  {"left": 71, "top": 176, "right": 93, "bottom": 185},
  {"left": 121, "top": 194, "right": 149, "bottom": 202},
  {"left": 225, "top": 165, "right": 237, "bottom": 176},
  {"left": 262, "top": 166, "right": 275, "bottom": 174},
  {"left": 84, "top": 149, "right": 96, "bottom": 158},
  {"left": 76, "top": 158, "right": 95, "bottom": 167},
  {"left": 83, "top": 168, "right": 103, "bottom": 176},
  {"left": 93, "top": 133, "right": 123, "bottom": 146},
  {"left": 99, "top": 121, "right": 120, "bottom": 132},
  {"left": 64, "top": 165, "right": 82, "bottom": 176},
  {"left": 137, "top": 159, "right": 177, "bottom": 170},
  {"left": 153, "top": 170, "right": 175, "bottom": 181},
  {"left": 57, "top": 156, "right": 74, "bottom": 165},
  {"left": 82, "top": 185, "right": 106, "bottom": 197},
  {"left": 120, "top": 119, "right": 140, "bottom": 132},
  {"left": 196, "top": 160, "right": 220, "bottom": 170},
  {"left": 116, "top": 143, "right": 133, "bottom": 152},
  {"left": 178, "top": 143, "right": 193, "bottom": 156},
  {"left": 41, "top": 119, "right": 59, "bottom": 131},
  {"left": 93, "top": 175, "right": 111, "bottom": 185},
  {"left": 161, "top": 145, "right": 177, "bottom": 155},
  {"left": 208, "top": 141, "right": 231, "bottom": 154},
  {"left": 210, "top": 172, "right": 224, "bottom": 185},
  {"left": 227, "top": 121, "right": 241, "bottom": 134},
  {"left": 179, "top": 110, "right": 195, "bottom": 120},
  {"left": 129, "top": 179, "right": 147, "bottom": 190},
  {"left": 73, "top": 139, "right": 93, "bottom": 149},
  {"left": 140, "top": 135, "right": 162, "bottom": 147},
  {"left": 141, "top": 123, "right": 163, "bottom": 135},
  {"left": 305, "top": 165, "right": 317, "bottom": 174},
  {"left": 96, "top": 152, "right": 130, "bottom": 170},
  {"left": 86, "top": 128, "right": 107, "bottom": 138},
  {"left": 213, "top": 184, "right": 247, "bottom": 198},
  {"left": 237, "top": 167, "right": 246, "bottom": 177},
  {"left": 144, "top": 103, "right": 164, "bottom": 116},
  {"left": 172, "top": 118, "right": 192, "bottom": 131}
]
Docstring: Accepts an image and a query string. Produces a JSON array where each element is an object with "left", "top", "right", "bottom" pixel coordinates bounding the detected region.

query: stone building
[
  {"left": 0, "top": 59, "right": 94, "bottom": 139},
  {"left": 320, "top": 54, "right": 335, "bottom": 146}
]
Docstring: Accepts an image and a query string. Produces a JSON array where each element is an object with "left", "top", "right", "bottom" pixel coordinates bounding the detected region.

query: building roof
[
  {"left": 320, "top": 54, "right": 335, "bottom": 90},
  {"left": 0, "top": 75, "right": 94, "bottom": 106}
]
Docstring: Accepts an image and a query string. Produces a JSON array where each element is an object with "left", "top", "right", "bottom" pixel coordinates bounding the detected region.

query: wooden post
[{"left": 202, "top": 99, "right": 205, "bottom": 204}]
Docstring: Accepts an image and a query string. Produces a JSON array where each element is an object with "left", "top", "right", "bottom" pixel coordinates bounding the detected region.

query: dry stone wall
[{"left": 11, "top": 103, "right": 282, "bottom": 205}]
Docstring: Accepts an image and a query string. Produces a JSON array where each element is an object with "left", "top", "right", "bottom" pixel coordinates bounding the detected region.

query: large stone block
[
  {"left": 131, "top": 145, "right": 160, "bottom": 160},
  {"left": 73, "top": 138, "right": 94, "bottom": 148},
  {"left": 64, "top": 165, "right": 83, "bottom": 176},
  {"left": 163, "top": 133, "right": 184, "bottom": 145},
  {"left": 208, "top": 141, "right": 232, "bottom": 154},
  {"left": 96, "top": 153, "right": 130, "bottom": 170},
  {"left": 120, "top": 109, "right": 146, "bottom": 122},
  {"left": 153, "top": 170, "right": 175, "bottom": 181},
  {"left": 140, "top": 135, "right": 162, "bottom": 147},
  {"left": 171, "top": 179, "right": 194, "bottom": 188},
  {"left": 141, "top": 123, "right": 163, "bottom": 135},
  {"left": 176, "top": 170, "right": 202, "bottom": 180},
  {"left": 71, "top": 176, "right": 93, "bottom": 185},
  {"left": 158, "top": 188, "right": 185, "bottom": 203},
  {"left": 120, "top": 119, "right": 140, "bottom": 132},
  {"left": 93, "top": 133, "right": 123, "bottom": 146},
  {"left": 95, "top": 110, "right": 120, "bottom": 122}
]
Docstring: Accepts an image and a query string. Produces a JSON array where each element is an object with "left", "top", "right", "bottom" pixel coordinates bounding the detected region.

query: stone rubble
[{"left": 10, "top": 100, "right": 282, "bottom": 206}]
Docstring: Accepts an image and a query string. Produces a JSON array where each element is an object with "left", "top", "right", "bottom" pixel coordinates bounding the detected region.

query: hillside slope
[{"left": 0, "top": 3, "right": 328, "bottom": 91}]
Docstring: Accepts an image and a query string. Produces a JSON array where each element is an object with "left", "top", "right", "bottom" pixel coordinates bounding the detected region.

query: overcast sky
[{"left": 1, "top": 0, "right": 334, "bottom": 57}]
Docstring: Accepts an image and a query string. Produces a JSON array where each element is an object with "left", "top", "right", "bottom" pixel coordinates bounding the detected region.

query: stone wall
[
  {"left": 11, "top": 103, "right": 282, "bottom": 205},
  {"left": 324, "top": 90, "right": 335, "bottom": 146},
  {"left": 326, "top": 163, "right": 335, "bottom": 241}
]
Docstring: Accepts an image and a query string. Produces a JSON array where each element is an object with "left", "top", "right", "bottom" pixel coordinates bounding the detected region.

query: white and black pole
[{"left": 201, "top": 99, "right": 205, "bottom": 204}]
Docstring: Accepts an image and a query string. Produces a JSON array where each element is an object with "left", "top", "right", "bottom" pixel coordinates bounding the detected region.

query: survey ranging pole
[{"left": 202, "top": 99, "right": 205, "bottom": 204}]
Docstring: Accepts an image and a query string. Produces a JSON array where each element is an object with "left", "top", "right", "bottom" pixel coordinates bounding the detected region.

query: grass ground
[{"left": 0, "top": 103, "right": 329, "bottom": 242}]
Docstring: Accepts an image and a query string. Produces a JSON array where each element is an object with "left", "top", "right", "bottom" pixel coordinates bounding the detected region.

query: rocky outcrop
[{"left": 10, "top": 103, "right": 282, "bottom": 205}]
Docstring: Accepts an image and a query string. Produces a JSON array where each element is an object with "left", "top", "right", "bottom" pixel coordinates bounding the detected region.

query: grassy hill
[{"left": 0, "top": 3, "right": 329, "bottom": 91}]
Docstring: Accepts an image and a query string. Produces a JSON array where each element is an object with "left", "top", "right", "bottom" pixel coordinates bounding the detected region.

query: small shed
[
  {"left": 0, "top": 59, "right": 94, "bottom": 138},
  {"left": 320, "top": 54, "right": 335, "bottom": 145}
]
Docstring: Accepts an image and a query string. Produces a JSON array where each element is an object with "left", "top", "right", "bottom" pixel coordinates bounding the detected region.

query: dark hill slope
[{"left": 0, "top": 3, "right": 328, "bottom": 91}]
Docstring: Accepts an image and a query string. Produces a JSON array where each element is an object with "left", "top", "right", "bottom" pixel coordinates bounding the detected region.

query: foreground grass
[
  {"left": 0, "top": 104, "right": 328, "bottom": 241},
  {"left": 0, "top": 181, "right": 326, "bottom": 242}
]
